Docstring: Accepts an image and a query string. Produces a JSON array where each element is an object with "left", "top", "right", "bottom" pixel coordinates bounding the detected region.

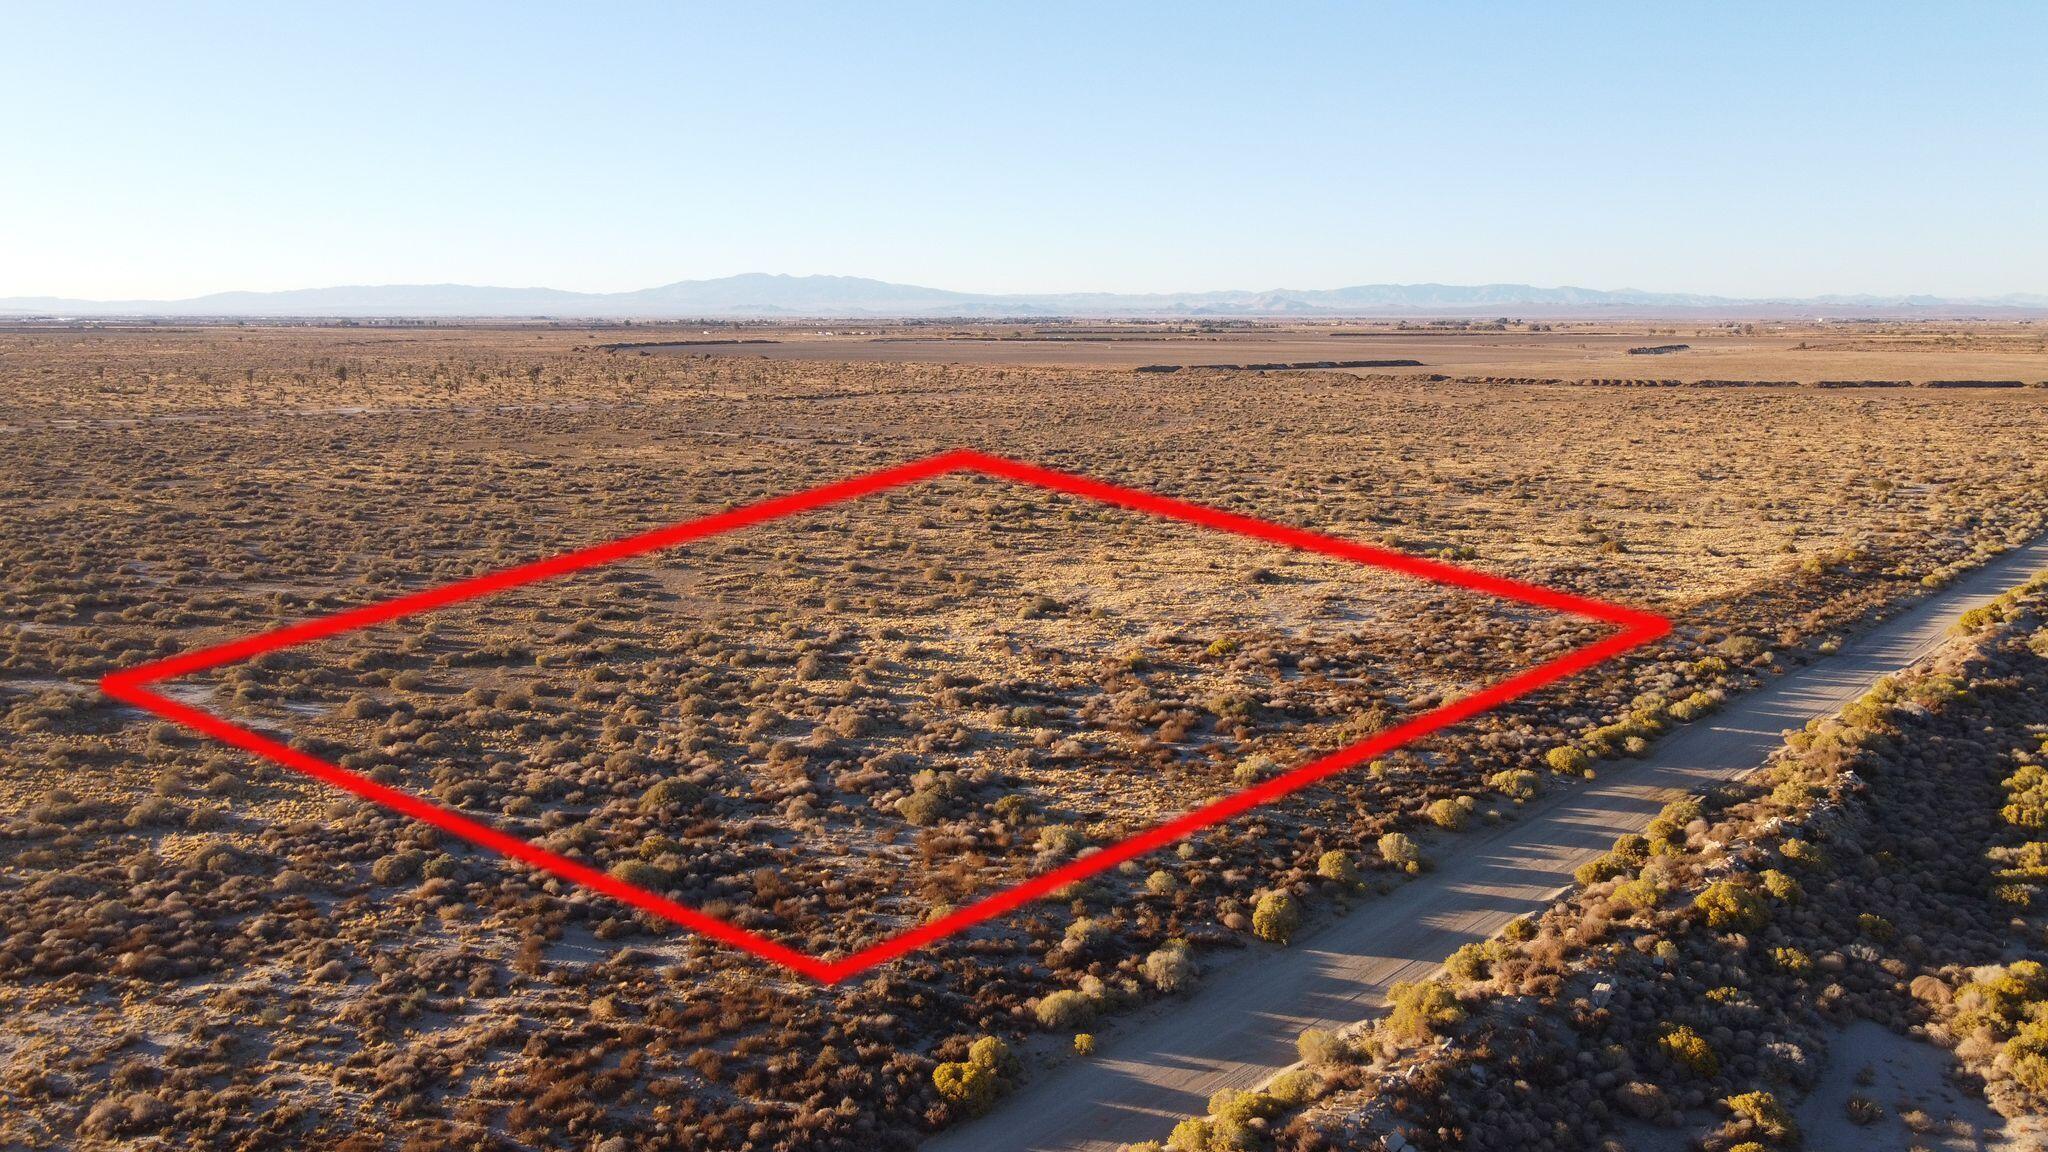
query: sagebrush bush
[
  {"left": 1724, "top": 1090, "right": 1797, "bottom": 1142},
  {"left": 1145, "top": 942, "right": 1198, "bottom": 993},
  {"left": 1488, "top": 768, "right": 1540, "bottom": 800},
  {"left": 1425, "top": 797, "right": 1468, "bottom": 830},
  {"left": 1659, "top": 1024, "right": 1719, "bottom": 1076},
  {"left": 1035, "top": 989, "right": 1095, "bottom": 1030},
  {"left": 1545, "top": 746, "right": 1590, "bottom": 775},
  {"left": 1297, "top": 1027, "right": 1347, "bottom": 1067},
  {"left": 932, "top": 1059, "right": 996, "bottom": 1112},
  {"left": 1695, "top": 880, "right": 1766, "bottom": 930},
  {"left": 1379, "top": 831, "right": 1422, "bottom": 868},
  {"left": 1385, "top": 979, "right": 1463, "bottom": 1042},
  {"left": 1252, "top": 890, "right": 1300, "bottom": 944}
]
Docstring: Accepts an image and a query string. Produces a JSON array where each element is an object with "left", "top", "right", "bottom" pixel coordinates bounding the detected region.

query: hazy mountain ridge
[{"left": 5, "top": 273, "right": 2045, "bottom": 318}]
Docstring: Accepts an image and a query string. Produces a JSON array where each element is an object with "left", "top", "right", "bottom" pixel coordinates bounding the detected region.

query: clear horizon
[
  {"left": 9, "top": 271, "right": 2048, "bottom": 307},
  {"left": 5, "top": 0, "right": 2044, "bottom": 300}
]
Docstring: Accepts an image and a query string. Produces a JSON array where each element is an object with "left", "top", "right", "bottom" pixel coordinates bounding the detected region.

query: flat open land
[
  {"left": 599, "top": 319, "right": 2048, "bottom": 384},
  {"left": 1, "top": 323, "right": 2044, "bottom": 1151}
]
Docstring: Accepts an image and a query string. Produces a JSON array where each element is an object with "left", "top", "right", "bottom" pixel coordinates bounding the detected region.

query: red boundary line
[{"left": 100, "top": 448, "right": 1669, "bottom": 985}]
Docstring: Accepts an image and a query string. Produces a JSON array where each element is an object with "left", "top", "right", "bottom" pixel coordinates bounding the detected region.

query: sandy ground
[
  {"left": 1618, "top": 1019, "right": 2030, "bottom": 1151},
  {"left": 922, "top": 537, "right": 2048, "bottom": 1152},
  {"left": 1795, "top": 1021, "right": 2029, "bottom": 1152}
]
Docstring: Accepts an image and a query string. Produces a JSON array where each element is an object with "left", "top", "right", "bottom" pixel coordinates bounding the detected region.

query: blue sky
[{"left": 5, "top": 1, "right": 2043, "bottom": 299}]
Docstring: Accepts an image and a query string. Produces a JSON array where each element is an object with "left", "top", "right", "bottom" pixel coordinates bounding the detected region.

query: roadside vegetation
[{"left": 1132, "top": 574, "right": 2048, "bottom": 1152}]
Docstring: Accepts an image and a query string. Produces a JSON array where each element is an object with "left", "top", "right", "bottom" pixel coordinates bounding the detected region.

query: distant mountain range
[{"left": 5, "top": 273, "right": 2046, "bottom": 319}]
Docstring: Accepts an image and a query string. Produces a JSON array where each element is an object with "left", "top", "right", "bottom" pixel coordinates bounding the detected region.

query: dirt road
[{"left": 924, "top": 538, "right": 2048, "bottom": 1152}]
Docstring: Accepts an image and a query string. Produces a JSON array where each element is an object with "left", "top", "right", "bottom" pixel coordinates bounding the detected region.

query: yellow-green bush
[
  {"left": 1761, "top": 869, "right": 1802, "bottom": 902},
  {"left": 1695, "top": 881, "right": 1767, "bottom": 931},
  {"left": 1953, "top": 961, "right": 2048, "bottom": 1037},
  {"left": 1385, "top": 979, "right": 1464, "bottom": 1042},
  {"left": 1772, "top": 946, "right": 1813, "bottom": 975},
  {"left": 1724, "top": 1090, "right": 1798, "bottom": 1142},
  {"left": 1545, "top": 746, "right": 1590, "bottom": 775},
  {"left": 1296, "top": 1027, "right": 1349, "bottom": 1067},
  {"left": 2004, "top": 1017, "right": 2048, "bottom": 1095},
  {"left": 1378, "top": 831, "right": 1422, "bottom": 868},
  {"left": 1658, "top": 1024, "right": 1719, "bottom": 1076},
  {"left": 1252, "top": 890, "right": 1301, "bottom": 945},
  {"left": 1035, "top": 989, "right": 1096, "bottom": 1030},
  {"left": 1609, "top": 878, "right": 1661, "bottom": 912},
  {"left": 1488, "top": 768, "right": 1540, "bottom": 801},
  {"left": 932, "top": 1059, "right": 996, "bottom": 1112},
  {"left": 1445, "top": 941, "right": 1492, "bottom": 981}
]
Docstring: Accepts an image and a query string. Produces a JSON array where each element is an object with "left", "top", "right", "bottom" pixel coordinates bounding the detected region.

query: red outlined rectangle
[{"left": 100, "top": 449, "right": 1669, "bottom": 984}]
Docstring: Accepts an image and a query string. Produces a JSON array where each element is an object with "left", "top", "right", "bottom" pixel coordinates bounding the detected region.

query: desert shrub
[
  {"left": 1772, "top": 947, "right": 1813, "bottom": 975},
  {"left": 932, "top": 1059, "right": 996, "bottom": 1113},
  {"left": 1035, "top": 989, "right": 1096, "bottom": 1030},
  {"left": 1659, "top": 1024, "right": 1720, "bottom": 1076},
  {"left": 1252, "top": 890, "right": 1300, "bottom": 944},
  {"left": 992, "top": 793, "right": 1033, "bottom": 825},
  {"left": 1146, "top": 869, "right": 1181, "bottom": 896},
  {"left": 1073, "top": 1033, "right": 1095, "bottom": 1055},
  {"left": 1232, "top": 753, "right": 1279, "bottom": 786},
  {"left": 1609, "top": 878, "right": 1660, "bottom": 912},
  {"left": 125, "top": 796, "right": 183, "bottom": 828},
  {"left": 1145, "top": 942, "right": 1198, "bottom": 993},
  {"left": 1378, "top": 831, "right": 1422, "bottom": 868},
  {"left": 1426, "top": 797, "right": 1468, "bottom": 830},
  {"left": 1760, "top": 868, "right": 1802, "bottom": 902},
  {"left": 638, "top": 778, "right": 701, "bottom": 811},
  {"left": 1955, "top": 961, "right": 2048, "bottom": 1035},
  {"left": 1297, "top": 1027, "right": 1348, "bottom": 1066},
  {"left": 1546, "top": 746, "right": 1591, "bottom": 775},
  {"left": 1064, "top": 916, "right": 1111, "bottom": 952},
  {"left": 1615, "top": 1080, "right": 1668, "bottom": 1121},
  {"left": 1656, "top": 795, "right": 1704, "bottom": 830},
  {"left": 1695, "top": 880, "right": 1767, "bottom": 931},
  {"left": 1956, "top": 604, "right": 2003, "bottom": 633},
  {"left": 1444, "top": 941, "right": 1492, "bottom": 981},
  {"left": 1488, "top": 768, "right": 1540, "bottom": 800},
  {"left": 1166, "top": 1117, "right": 1214, "bottom": 1152},
  {"left": 2004, "top": 764, "right": 2048, "bottom": 829},
  {"left": 1385, "top": 979, "right": 1463, "bottom": 1042},
  {"left": 1267, "top": 1068, "right": 1319, "bottom": 1106},
  {"left": 1574, "top": 854, "right": 1628, "bottom": 887},
  {"left": 2004, "top": 1018, "right": 2048, "bottom": 1095},
  {"left": 1315, "top": 849, "right": 1358, "bottom": 883},
  {"left": 607, "top": 858, "right": 668, "bottom": 889},
  {"left": 897, "top": 787, "right": 949, "bottom": 826},
  {"left": 371, "top": 851, "right": 423, "bottom": 884},
  {"left": 1668, "top": 690, "right": 1721, "bottom": 721},
  {"left": 968, "top": 1034, "right": 1017, "bottom": 1078},
  {"left": 1725, "top": 1090, "right": 1797, "bottom": 1142},
  {"left": 1779, "top": 836, "right": 1827, "bottom": 869},
  {"left": 1208, "top": 1087, "right": 1284, "bottom": 1130},
  {"left": 1691, "top": 654, "right": 1732, "bottom": 679},
  {"left": 1717, "top": 635, "right": 1767, "bottom": 661},
  {"left": 1038, "top": 823, "right": 1086, "bottom": 856}
]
